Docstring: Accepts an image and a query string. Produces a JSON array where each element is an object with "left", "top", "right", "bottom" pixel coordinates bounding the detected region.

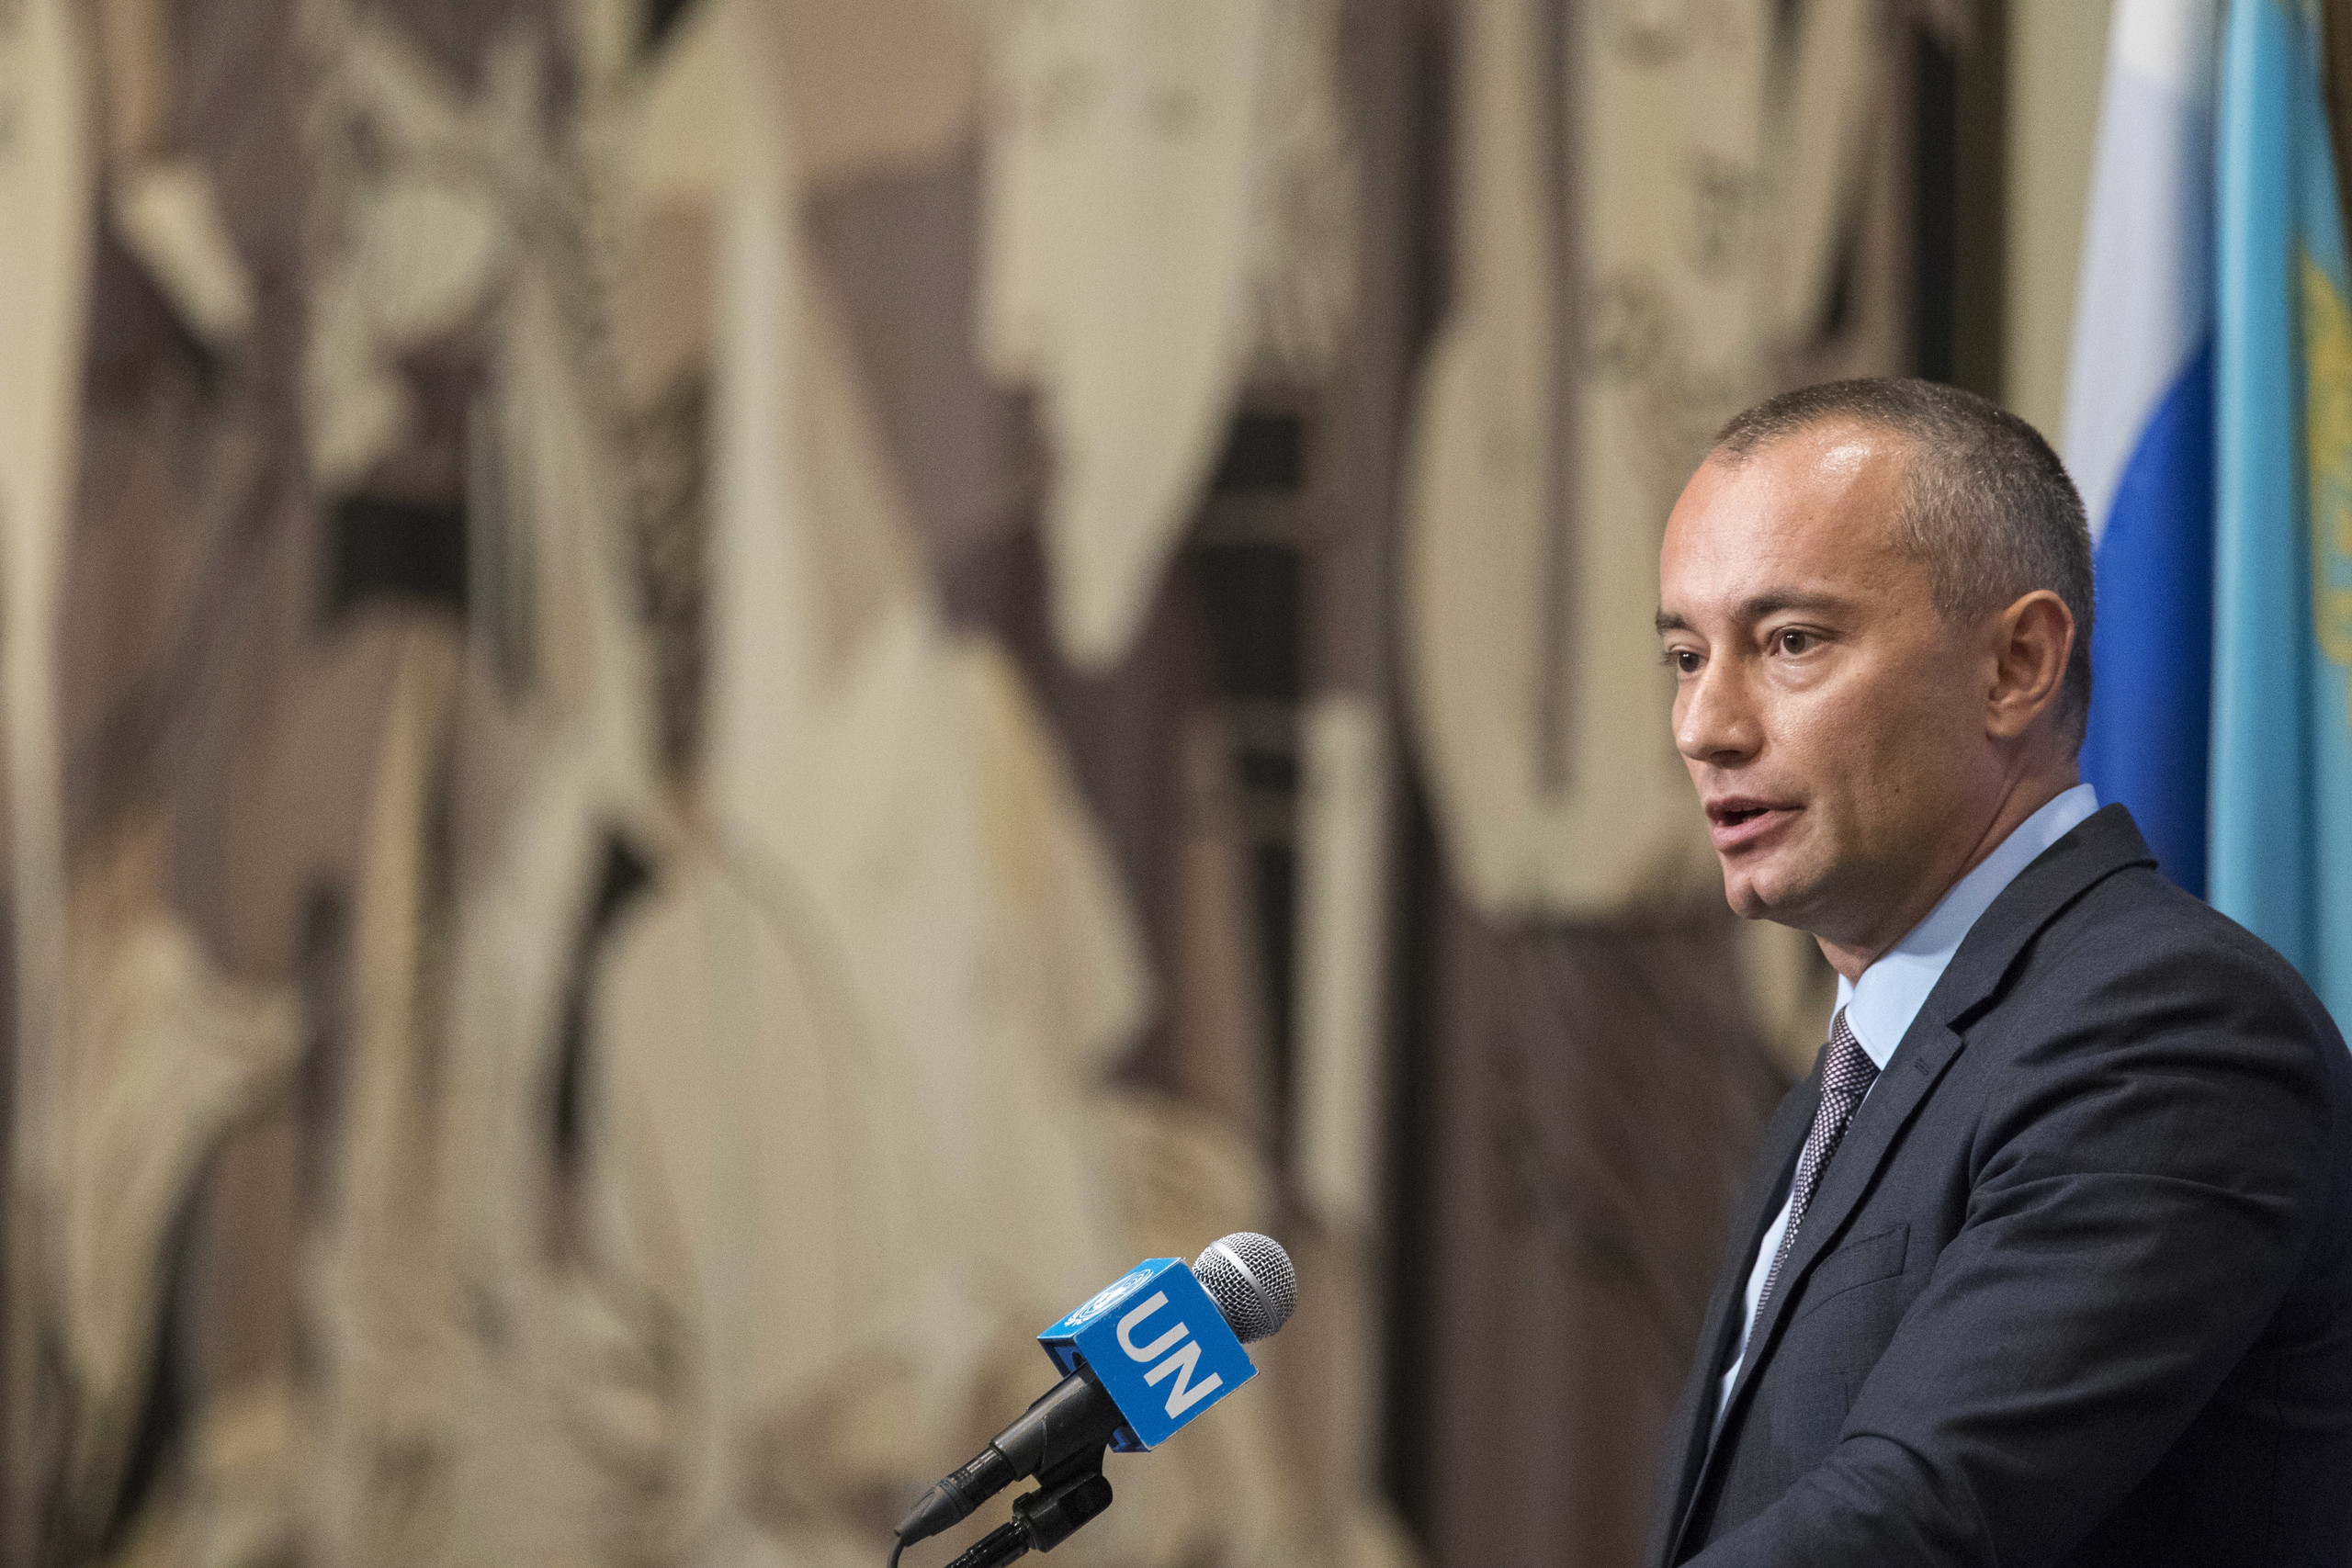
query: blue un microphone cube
[{"left": 1037, "top": 1257, "right": 1257, "bottom": 1450}]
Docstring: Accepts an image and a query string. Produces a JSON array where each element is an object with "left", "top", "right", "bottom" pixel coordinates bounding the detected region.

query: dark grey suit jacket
[{"left": 1652, "top": 806, "right": 2352, "bottom": 1566}]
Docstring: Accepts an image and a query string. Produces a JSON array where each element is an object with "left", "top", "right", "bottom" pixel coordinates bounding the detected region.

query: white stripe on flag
[{"left": 2064, "top": 0, "right": 2219, "bottom": 543}]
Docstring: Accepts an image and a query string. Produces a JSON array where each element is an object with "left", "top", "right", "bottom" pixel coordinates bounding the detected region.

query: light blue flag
[
  {"left": 2067, "top": 0, "right": 2220, "bottom": 895},
  {"left": 2211, "top": 0, "right": 2352, "bottom": 1023}
]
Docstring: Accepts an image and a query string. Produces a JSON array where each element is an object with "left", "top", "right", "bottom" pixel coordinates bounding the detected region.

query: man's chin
[{"left": 1718, "top": 859, "right": 1819, "bottom": 926}]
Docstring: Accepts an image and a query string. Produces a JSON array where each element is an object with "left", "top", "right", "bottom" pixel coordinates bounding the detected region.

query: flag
[
  {"left": 2211, "top": 0, "right": 2352, "bottom": 1022},
  {"left": 2065, "top": 0, "right": 2219, "bottom": 896}
]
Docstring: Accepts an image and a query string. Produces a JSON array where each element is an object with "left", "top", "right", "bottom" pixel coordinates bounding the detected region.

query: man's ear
[{"left": 1985, "top": 590, "right": 2075, "bottom": 741}]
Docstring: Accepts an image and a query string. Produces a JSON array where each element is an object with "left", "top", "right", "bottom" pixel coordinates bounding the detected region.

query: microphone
[{"left": 892, "top": 1233, "right": 1297, "bottom": 1559}]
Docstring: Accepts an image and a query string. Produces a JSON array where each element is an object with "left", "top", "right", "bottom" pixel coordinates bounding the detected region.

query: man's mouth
[{"left": 1705, "top": 798, "right": 1794, "bottom": 851}]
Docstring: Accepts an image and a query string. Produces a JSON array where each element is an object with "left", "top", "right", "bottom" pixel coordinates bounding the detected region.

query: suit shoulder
[{"left": 2013, "top": 863, "right": 2346, "bottom": 1055}]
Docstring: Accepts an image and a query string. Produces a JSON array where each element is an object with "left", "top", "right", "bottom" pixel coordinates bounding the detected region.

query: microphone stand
[{"left": 931, "top": 1447, "right": 1114, "bottom": 1568}]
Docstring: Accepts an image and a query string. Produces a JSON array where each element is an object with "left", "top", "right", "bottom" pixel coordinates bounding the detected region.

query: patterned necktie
[{"left": 1757, "top": 1008, "right": 1879, "bottom": 1316}]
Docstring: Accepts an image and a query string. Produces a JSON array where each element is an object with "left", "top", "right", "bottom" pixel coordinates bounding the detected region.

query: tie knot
[{"left": 1822, "top": 1008, "right": 1878, "bottom": 1101}]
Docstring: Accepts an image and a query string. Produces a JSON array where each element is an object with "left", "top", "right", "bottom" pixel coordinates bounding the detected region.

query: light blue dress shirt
[{"left": 1713, "top": 783, "right": 2101, "bottom": 1424}]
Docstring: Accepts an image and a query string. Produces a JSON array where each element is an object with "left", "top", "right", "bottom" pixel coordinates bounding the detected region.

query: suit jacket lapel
[
  {"left": 1668, "top": 807, "right": 2158, "bottom": 1562},
  {"left": 1655, "top": 1073, "right": 1815, "bottom": 1566},
  {"left": 1708, "top": 1014, "right": 1963, "bottom": 1439}
]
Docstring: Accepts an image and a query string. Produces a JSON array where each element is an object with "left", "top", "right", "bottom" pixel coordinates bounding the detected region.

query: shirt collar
[{"left": 1834, "top": 783, "right": 2101, "bottom": 1071}]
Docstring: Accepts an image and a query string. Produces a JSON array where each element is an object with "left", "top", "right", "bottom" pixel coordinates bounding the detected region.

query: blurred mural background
[{"left": 7, "top": 0, "right": 2301, "bottom": 1565}]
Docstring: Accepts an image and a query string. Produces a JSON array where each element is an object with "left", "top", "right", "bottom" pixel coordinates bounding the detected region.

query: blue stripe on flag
[{"left": 2083, "top": 334, "right": 2215, "bottom": 896}]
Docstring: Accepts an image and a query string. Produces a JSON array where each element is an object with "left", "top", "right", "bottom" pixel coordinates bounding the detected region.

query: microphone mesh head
[{"left": 1191, "top": 1233, "right": 1297, "bottom": 1344}]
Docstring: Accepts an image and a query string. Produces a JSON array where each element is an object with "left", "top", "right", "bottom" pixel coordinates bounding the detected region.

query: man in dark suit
[{"left": 1648, "top": 378, "right": 2352, "bottom": 1565}]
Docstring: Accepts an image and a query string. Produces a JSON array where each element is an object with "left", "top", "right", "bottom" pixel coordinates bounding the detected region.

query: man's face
[{"left": 1657, "top": 423, "right": 2005, "bottom": 952}]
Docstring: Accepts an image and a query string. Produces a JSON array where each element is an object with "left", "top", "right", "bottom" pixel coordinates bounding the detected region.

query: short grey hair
[{"left": 1710, "top": 378, "right": 2095, "bottom": 745}]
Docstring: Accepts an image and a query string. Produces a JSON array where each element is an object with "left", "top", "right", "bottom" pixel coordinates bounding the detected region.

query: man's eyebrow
[
  {"left": 1739, "top": 590, "right": 1850, "bottom": 620},
  {"left": 1655, "top": 592, "right": 1853, "bottom": 637}
]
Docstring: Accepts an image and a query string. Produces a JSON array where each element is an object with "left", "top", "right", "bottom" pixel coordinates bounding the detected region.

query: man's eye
[
  {"left": 1775, "top": 628, "right": 1815, "bottom": 656},
  {"left": 1665, "top": 649, "right": 1702, "bottom": 673}
]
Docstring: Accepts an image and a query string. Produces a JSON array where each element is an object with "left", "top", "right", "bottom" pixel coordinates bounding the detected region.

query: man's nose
[{"left": 1675, "top": 657, "right": 1758, "bottom": 765}]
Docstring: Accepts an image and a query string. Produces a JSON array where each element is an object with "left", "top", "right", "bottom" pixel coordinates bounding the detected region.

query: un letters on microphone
[{"left": 1037, "top": 1258, "right": 1256, "bottom": 1450}]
